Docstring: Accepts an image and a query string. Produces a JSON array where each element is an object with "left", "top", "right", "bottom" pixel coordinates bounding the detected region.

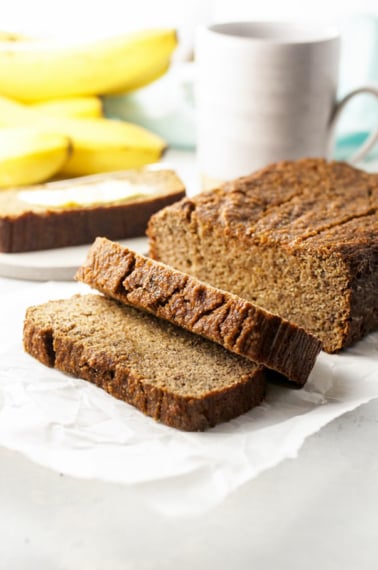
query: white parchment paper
[{"left": 0, "top": 281, "right": 377, "bottom": 515}]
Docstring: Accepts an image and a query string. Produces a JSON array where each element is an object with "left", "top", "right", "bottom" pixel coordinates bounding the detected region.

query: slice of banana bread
[
  {"left": 0, "top": 168, "right": 185, "bottom": 252},
  {"left": 76, "top": 237, "right": 321, "bottom": 386},
  {"left": 147, "top": 158, "right": 378, "bottom": 353},
  {"left": 23, "top": 294, "right": 266, "bottom": 431}
]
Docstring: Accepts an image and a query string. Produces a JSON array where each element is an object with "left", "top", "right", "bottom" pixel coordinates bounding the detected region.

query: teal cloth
[{"left": 335, "top": 15, "right": 378, "bottom": 161}]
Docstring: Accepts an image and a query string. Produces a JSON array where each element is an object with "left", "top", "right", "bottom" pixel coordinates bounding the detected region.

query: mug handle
[{"left": 327, "top": 85, "right": 378, "bottom": 163}]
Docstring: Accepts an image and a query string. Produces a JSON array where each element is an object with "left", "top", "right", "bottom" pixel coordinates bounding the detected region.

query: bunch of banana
[
  {"left": 0, "top": 28, "right": 177, "bottom": 187},
  {"left": 0, "top": 95, "right": 167, "bottom": 179},
  {"left": 0, "top": 29, "right": 177, "bottom": 102}
]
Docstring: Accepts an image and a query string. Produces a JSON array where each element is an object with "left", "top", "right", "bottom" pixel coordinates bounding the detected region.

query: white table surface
[
  {"left": 1, "top": 151, "right": 378, "bottom": 570},
  {"left": 1, "top": 398, "right": 378, "bottom": 570}
]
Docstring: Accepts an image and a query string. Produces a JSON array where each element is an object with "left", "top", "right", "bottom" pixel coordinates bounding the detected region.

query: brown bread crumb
[{"left": 23, "top": 294, "right": 266, "bottom": 431}]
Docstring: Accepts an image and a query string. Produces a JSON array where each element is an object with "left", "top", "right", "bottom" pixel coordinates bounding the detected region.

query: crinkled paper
[{"left": 0, "top": 281, "right": 377, "bottom": 515}]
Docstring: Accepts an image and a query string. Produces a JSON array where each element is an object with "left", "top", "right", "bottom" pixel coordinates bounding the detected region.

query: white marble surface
[{"left": 1, "top": 151, "right": 377, "bottom": 569}]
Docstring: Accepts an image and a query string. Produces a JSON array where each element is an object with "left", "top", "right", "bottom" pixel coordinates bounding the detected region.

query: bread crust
[{"left": 76, "top": 238, "right": 321, "bottom": 385}]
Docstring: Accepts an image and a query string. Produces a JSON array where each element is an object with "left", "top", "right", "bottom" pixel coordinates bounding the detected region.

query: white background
[{"left": 1, "top": 0, "right": 378, "bottom": 39}]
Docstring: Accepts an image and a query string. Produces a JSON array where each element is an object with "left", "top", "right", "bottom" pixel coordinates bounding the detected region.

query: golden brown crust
[
  {"left": 23, "top": 294, "right": 266, "bottom": 431},
  {"left": 150, "top": 159, "right": 377, "bottom": 249},
  {"left": 76, "top": 237, "right": 321, "bottom": 385}
]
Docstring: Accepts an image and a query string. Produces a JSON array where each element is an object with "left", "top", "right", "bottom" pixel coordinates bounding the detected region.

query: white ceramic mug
[{"left": 195, "top": 21, "right": 378, "bottom": 187}]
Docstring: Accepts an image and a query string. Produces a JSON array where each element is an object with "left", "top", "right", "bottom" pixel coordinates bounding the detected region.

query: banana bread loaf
[
  {"left": 0, "top": 168, "right": 185, "bottom": 252},
  {"left": 76, "top": 237, "right": 321, "bottom": 385},
  {"left": 23, "top": 294, "right": 266, "bottom": 431},
  {"left": 147, "top": 158, "right": 378, "bottom": 353}
]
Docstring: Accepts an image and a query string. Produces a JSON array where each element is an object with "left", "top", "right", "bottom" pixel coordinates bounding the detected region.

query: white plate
[{"left": 0, "top": 236, "right": 148, "bottom": 281}]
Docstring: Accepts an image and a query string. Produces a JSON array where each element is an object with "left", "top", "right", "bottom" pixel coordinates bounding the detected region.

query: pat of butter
[{"left": 18, "top": 180, "right": 158, "bottom": 208}]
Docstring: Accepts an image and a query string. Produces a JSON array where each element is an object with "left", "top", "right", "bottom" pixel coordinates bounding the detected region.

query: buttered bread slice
[{"left": 0, "top": 168, "right": 185, "bottom": 252}]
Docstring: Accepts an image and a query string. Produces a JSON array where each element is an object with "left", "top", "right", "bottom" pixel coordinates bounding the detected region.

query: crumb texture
[{"left": 23, "top": 294, "right": 266, "bottom": 431}]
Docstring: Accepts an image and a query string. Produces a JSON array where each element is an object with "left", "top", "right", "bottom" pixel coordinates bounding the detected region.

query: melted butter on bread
[{"left": 18, "top": 179, "right": 158, "bottom": 208}]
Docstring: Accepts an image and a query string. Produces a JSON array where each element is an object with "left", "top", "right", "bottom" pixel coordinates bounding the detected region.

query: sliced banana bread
[
  {"left": 0, "top": 168, "right": 185, "bottom": 252},
  {"left": 76, "top": 237, "right": 321, "bottom": 385},
  {"left": 23, "top": 294, "right": 266, "bottom": 431},
  {"left": 147, "top": 158, "right": 378, "bottom": 353}
]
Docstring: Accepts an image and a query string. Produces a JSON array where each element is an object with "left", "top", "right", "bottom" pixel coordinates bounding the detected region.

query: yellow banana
[
  {"left": 0, "top": 31, "right": 31, "bottom": 41},
  {"left": 58, "top": 119, "right": 166, "bottom": 176},
  {"left": 0, "top": 29, "right": 177, "bottom": 102},
  {"left": 0, "top": 127, "right": 70, "bottom": 187},
  {"left": 31, "top": 96, "right": 103, "bottom": 119},
  {"left": 0, "top": 96, "right": 34, "bottom": 125},
  {"left": 0, "top": 95, "right": 166, "bottom": 176}
]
